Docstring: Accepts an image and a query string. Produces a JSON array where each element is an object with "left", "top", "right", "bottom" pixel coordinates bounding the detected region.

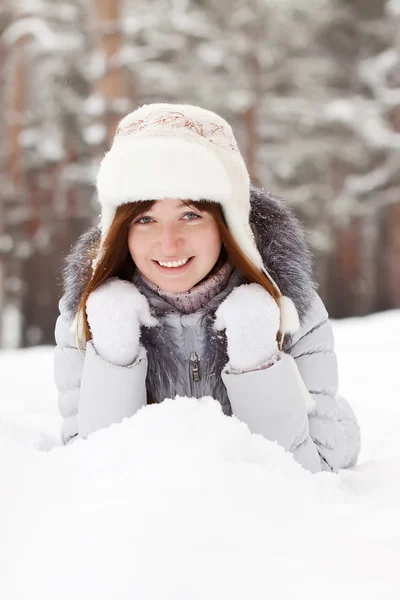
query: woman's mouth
[{"left": 153, "top": 257, "right": 194, "bottom": 273}]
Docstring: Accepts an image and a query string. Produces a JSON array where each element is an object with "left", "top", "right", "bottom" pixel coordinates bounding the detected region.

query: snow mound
[{"left": 1, "top": 394, "right": 399, "bottom": 599}]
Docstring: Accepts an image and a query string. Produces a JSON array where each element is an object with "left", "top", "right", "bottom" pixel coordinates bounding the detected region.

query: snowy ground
[{"left": 1, "top": 311, "right": 399, "bottom": 600}]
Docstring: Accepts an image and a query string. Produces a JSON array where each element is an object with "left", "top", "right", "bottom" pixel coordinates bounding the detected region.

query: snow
[
  {"left": 83, "top": 123, "right": 107, "bottom": 146},
  {"left": 1, "top": 311, "right": 400, "bottom": 599},
  {"left": 387, "top": 0, "right": 400, "bottom": 17},
  {"left": 0, "top": 304, "right": 22, "bottom": 349},
  {"left": 3, "top": 17, "right": 57, "bottom": 49}
]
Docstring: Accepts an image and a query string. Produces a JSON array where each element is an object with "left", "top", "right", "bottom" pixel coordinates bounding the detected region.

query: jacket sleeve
[
  {"left": 221, "top": 292, "right": 361, "bottom": 474},
  {"left": 53, "top": 296, "right": 148, "bottom": 443}
]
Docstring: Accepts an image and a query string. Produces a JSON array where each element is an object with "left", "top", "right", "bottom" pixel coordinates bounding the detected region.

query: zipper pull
[{"left": 189, "top": 352, "right": 200, "bottom": 382}]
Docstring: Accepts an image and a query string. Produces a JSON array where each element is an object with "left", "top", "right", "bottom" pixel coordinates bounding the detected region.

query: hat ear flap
[
  {"left": 279, "top": 295, "right": 300, "bottom": 335},
  {"left": 100, "top": 205, "right": 117, "bottom": 240}
]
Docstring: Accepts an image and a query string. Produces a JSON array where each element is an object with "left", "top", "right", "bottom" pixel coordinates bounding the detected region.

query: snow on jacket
[{"left": 53, "top": 185, "right": 361, "bottom": 473}]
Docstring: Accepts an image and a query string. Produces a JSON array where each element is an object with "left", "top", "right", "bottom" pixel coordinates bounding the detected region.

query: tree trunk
[
  {"left": 92, "top": 0, "right": 127, "bottom": 146},
  {"left": 8, "top": 34, "right": 29, "bottom": 190},
  {"left": 330, "top": 217, "right": 363, "bottom": 318},
  {"left": 386, "top": 201, "right": 400, "bottom": 307}
]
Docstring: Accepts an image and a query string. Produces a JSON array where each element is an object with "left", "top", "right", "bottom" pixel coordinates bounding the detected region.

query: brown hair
[{"left": 75, "top": 200, "right": 280, "bottom": 350}]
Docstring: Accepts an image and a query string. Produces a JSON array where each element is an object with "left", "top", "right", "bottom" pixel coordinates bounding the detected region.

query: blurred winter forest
[{"left": 0, "top": 0, "right": 399, "bottom": 348}]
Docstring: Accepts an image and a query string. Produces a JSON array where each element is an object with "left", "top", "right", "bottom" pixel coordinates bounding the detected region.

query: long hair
[{"left": 75, "top": 200, "right": 280, "bottom": 350}]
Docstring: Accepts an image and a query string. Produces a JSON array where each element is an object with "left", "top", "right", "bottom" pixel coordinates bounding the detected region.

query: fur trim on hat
[{"left": 97, "top": 137, "right": 232, "bottom": 226}]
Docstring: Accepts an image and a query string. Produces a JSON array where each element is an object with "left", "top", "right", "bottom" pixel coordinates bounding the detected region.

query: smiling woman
[
  {"left": 53, "top": 102, "right": 360, "bottom": 475},
  {"left": 127, "top": 199, "right": 222, "bottom": 293}
]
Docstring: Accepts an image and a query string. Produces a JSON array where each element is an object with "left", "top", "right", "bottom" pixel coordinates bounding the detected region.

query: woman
[{"left": 54, "top": 103, "right": 361, "bottom": 473}]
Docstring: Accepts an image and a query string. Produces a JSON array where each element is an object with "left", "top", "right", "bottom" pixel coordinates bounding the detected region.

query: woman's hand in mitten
[
  {"left": 214, "top": 283, "right": 281, "bottom": 372},
  {"left": 85, "top": 277, "right": 159, "bottom": 367}
]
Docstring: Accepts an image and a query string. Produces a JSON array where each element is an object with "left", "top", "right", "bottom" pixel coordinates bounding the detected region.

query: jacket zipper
[
  {"left": 189, "top": 351, "right": 200, "bottom": 396},
  {"left": 182, "top": 314, "right": 201, "bottom": 396}
]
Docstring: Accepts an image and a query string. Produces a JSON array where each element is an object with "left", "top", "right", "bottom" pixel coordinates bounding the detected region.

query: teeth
[{"left": 158, "top": 258, "right": 190, "bottom": 268}]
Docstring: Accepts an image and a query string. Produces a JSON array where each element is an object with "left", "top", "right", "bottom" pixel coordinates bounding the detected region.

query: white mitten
[
  {"left": 85, "top": 277, "right": 159, "bottom": 367},
  {"left": 214, "top": 283, "right": 281, "bottom": 372}
]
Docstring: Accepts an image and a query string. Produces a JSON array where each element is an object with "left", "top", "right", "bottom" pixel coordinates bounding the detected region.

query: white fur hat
[{"left": 95, "top": 103, "right": 300, "bottom": 338}]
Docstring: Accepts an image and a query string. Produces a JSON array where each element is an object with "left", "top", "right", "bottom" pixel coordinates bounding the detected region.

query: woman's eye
[
  {"left": 135, "top": 216, "right": 153, "bottom": 224},
  {"left": 182, "top": 212, "right": 200, "bottom": 221}
]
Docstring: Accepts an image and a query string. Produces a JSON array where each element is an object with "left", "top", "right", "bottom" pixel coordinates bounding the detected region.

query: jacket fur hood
[{"left": 59, "top": 185, "right": 316, "bottom": 324}]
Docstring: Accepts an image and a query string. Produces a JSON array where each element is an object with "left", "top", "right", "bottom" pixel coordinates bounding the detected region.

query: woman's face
[{"left": 128, "top": 199, "right": 222, "bottom": 293}]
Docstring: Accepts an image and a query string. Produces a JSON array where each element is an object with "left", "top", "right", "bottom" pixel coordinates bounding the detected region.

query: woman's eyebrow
[{"left": 179, "top": 200, "right": 201, "bottom": 209}]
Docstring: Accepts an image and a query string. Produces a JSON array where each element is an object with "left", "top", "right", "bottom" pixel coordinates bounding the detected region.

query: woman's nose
[{"left": 159, "top": 225, "right": 183, "bottom": 256}]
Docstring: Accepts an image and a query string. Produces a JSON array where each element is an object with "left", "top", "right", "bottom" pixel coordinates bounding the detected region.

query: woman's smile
[{"left": 152, "top": 256, "right": 195, "bottom": 274}]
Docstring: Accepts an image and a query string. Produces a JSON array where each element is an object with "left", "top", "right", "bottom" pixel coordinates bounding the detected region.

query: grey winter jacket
[{"left": 53, "top": 186, "right": 361, "bottom": 473}]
